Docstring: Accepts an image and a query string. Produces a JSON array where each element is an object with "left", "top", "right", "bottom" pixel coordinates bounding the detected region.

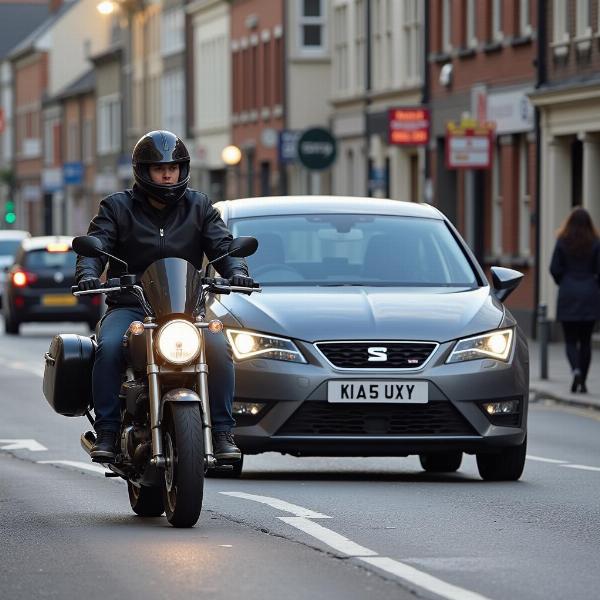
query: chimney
[{"left": 48, "top": 0, "right": 63, "bottom": 13}]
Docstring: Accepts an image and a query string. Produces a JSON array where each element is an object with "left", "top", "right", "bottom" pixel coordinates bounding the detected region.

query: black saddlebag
[{"left": 43, "top": 334, "right": 96, "bottom": 417}]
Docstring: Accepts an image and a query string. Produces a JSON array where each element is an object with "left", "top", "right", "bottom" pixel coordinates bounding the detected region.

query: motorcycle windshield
[{"left": 140, "top": 258, "right": 202, "bottom": 318}]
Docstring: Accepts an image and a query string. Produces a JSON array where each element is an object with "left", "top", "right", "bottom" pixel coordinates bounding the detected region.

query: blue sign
[
  {"left": 278, "top": 130, "right": 301, "bottom": 165},
  {"left": 63, "top": 162, "right": 84, "bottom": 185}
]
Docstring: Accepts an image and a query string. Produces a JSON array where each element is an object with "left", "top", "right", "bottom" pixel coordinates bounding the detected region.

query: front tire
[
  {"left": 128, "top": 482, "right": 164, "bottom": 517},
  {"left": 476, "top": 436, "right": 527, "bottom": 481},
  {"left": 4, "top": 314, "right": 20, "bottom": 335},
  {"left": 419, "top": 451, "right": 462, "bottom": 473},
  {"left": 162, "top": 403, "right": 204, "bottom": 528}
]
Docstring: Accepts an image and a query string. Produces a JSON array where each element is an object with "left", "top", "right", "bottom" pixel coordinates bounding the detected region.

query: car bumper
[{"left": 231, "top": 334, "right": 529, "bottom": 457}]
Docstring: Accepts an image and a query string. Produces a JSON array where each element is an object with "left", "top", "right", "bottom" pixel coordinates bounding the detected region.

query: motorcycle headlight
[
  {"left": 226, "top": 329, "right": 306, "bottom": 363},
  {"left": 446, "top": 328, "right": 514, "bottom": 364},
  {"left": 155, "top": 319, "right": 201, "bottom": 365}
]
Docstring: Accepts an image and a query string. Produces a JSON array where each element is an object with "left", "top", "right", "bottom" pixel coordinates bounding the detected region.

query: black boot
[
  {"left": 571, "top": 369, "right": 582, "bottom": 393},
  {"left": 91, "top": 430, "right": 119, "bottom": 463},
  {"left": 213, "top": 431, "right": 241, "bottom": 462}
]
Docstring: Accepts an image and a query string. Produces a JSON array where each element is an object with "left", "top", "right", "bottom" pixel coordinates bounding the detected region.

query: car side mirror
[
  {"left": 228, "top": 236, "right": 258, "bottom": 258},
  {"left": 490, "top": 266, "right": 523, "bottom": 302},
  {"left": 72, "top": 235, "right": 104, "bottom": 258}
]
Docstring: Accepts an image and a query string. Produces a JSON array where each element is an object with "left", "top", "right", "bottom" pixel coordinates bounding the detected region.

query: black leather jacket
[{"left": 75, "top": 186, "right": 248, "bottom": 308}]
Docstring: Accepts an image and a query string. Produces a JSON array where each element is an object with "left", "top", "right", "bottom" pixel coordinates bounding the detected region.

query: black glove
[
  {"left": 78, "top": 277, "right": 101, "bottom": 291},
  {"left": 229, "top": 274, "right": 255, "bottom": 288}
]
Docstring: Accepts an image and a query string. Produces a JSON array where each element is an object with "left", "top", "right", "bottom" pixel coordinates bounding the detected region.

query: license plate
[
  {"left": 327, "top": 380, "right": 428, "bottom": 403},
  {"left": 42, "top": 294, "right": 77, "bottom": 307}
]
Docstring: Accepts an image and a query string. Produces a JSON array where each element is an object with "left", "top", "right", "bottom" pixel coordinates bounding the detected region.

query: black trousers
[{"left": 561, "top": 321, "right": 595, "bottom": 381}]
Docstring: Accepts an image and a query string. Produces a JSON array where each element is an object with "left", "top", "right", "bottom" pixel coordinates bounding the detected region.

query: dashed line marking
[{"left": 220, "top": 491, "right": 492, "bottom": 600}]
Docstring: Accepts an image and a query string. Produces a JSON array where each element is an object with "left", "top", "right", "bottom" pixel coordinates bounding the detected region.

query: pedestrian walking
[{"left": 550, "top": 206, "right": 600, "bottom": 393}]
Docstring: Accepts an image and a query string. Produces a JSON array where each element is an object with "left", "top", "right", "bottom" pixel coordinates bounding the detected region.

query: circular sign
[
  {"left": 297, "top": 127, "right": 337, "bottom": 170},
  {"left": 261, "top": 127, "right": 278, "bottom": 149}
]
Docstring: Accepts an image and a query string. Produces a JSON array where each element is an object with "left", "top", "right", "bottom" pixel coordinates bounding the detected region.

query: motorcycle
[{"left": 42, "top": 234, "right": 260, "bottom": 528}]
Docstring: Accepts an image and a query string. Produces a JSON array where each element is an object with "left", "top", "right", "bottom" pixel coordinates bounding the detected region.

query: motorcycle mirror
[
  {"left": 228, "top": 236, "right": 258, "bottom": 258},
  {"left": 72, "top": 235, "right": 104, "bottom": 258},
  {"left": 72, "top": 235, "right": 130, "bottom": 273}
]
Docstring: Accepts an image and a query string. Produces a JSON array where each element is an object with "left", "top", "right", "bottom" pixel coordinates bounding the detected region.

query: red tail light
[
  {"left": 91, "top": 295, "right": 102, "bottom": 306},
  {"left": 11, "top": 270, "right": 38, "bottom": 287}
]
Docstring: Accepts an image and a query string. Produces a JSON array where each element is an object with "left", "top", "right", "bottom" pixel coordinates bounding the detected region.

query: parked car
[
  {"left": 0, "top": 229, "right": 30, "bottom": 308},
  {"left": 2, "top": 235, "right": 103, "bottom": 335},
  {"left": 206, "top": 196, "right": 529, "bottom": 481}
]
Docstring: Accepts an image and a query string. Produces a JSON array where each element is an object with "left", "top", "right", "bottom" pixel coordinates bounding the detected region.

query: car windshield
[
  {"left": 24, "top": 249, "right": 76, "bottom": 270},
  {"left": 230, "top": 214, "right": 478, "bottom": 287},
  {"left": 0, "top": 240, "right": 21, "bottom": 256}
]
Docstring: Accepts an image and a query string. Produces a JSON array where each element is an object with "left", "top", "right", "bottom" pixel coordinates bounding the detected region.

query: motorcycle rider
[{"left": 75, "top": 130, "right": 254, "bottom": 463}]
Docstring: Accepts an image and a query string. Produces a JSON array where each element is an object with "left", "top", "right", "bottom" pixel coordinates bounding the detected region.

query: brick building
[
  {"left": 230, "top": 0, "right": 285, "bottom": 198},
  {"left": 531, "top": 0, "right": 600, "bottom": 325},
  {"left": 428, "top": 0, "right": 538, "bottom": 332}
]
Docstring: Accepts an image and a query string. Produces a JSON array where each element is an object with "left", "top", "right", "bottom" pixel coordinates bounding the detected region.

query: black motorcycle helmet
[{"left": 132, "top": 130, "right": 190, "bottom": 205}]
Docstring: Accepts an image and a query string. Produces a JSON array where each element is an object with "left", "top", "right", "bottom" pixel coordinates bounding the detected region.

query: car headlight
[
  {"left": 446, "top": 328, "right": 514, "bottom": 363},
  {"left": 155, "top": 319, "right": 201, "bottom": 365},
  {"left": 226, "top": 329, "right": 306, "bottom": 363}
]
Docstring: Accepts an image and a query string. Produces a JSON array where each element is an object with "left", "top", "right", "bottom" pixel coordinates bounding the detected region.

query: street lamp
[
  {"left": 222, "top": 145, "right": 242, "bottom": 199},
  {"left": 221, "top": 145, "right": 242, "bottom": 166},
  {"left": 97, "top": 1, "right": 115, "bottom": 15}
]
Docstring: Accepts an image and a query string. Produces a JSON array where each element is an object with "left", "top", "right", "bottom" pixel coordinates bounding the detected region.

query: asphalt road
[{"left": 1, "top": 320, "right": 599, "bottom": 600}]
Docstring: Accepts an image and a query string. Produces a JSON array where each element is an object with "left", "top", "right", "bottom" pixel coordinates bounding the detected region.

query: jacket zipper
[{"left": 159, "top": 227, "right": 164, "bottom": 258}]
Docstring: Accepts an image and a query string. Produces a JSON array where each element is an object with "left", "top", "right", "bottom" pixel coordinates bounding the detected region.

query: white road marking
[
  {"left": 37, "top": 460, "right": 118, "bottom": 477},
  {"left": 0, "top": 438, "right": 47, "bottom": 451},
  {"left": 278, "top": 517, "right": 377, "bottom": 557},
  {"left": 526, "top": 454, "right": 568, "bottom": 464},
  {"left": 221, "top": 491, "right": 493, "bottom": 600},
  {"left": 220, "top": 491, "right": 330, "bottom": 518},
  {"left": 0, "top": 356, "right": 43, "bottom": 378},
  {"left": 360, "top": 557, "right": 491, "bottom": 600},
  {"left": 561, "top": 463, "right": 600, "bottom": 472}
]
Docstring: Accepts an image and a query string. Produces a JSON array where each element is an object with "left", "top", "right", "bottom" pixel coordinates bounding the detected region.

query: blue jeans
[{"left": 92, "top": 307, "right": 235, "bottom": 433}]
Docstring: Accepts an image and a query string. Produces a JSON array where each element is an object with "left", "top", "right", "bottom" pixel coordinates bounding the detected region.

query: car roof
[
  {"left": 20, "top": 235, "right": 73, "bottom": 252},
  {"left": 0, "top": 229, "right": 31, "bottom": 240},
  {"left": 214, "top": 196, "right": 444, "bottom": 220}
]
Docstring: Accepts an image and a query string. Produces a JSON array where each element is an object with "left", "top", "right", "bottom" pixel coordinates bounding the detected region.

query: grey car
[{"left": 207, "top": 196, "right": 529, "bottom": 481}]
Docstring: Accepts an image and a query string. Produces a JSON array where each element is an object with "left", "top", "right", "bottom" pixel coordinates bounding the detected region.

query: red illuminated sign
[{"left": 388, "top": 108, "right": 430, "bottom": 146}]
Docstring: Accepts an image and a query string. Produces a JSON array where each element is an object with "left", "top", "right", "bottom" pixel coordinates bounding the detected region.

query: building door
[
  {"left": 260, "top": 161, "right": 271, "bottom": 196},
  {"left": 43, "top": 193, "right": 53, "bottom": 235}
]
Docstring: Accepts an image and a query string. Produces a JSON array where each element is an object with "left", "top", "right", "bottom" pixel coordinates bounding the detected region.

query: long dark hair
[{"left": 557, "top": 206, "right": 599, "bottom": 257}]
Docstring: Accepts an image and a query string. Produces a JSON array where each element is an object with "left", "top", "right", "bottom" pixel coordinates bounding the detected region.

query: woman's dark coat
[{"left": 550, "top": 238, "right": 600, "bottom": 321}]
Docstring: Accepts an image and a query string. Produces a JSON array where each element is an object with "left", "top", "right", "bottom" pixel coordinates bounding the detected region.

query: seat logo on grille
[{"left": 367, "top": 346, "right": 388, "bottom": 361}]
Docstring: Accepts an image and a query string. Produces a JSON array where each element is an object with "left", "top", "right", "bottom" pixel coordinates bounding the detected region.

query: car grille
[
  {"left": 276, "top": 401, "right": 476, "bottom": 436},
  {"left": 315, "top": 341, "right": 437, "bottom": 369}
]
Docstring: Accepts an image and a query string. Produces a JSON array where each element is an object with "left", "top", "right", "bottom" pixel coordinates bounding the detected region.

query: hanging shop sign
[
  {"left": 446, "top": 117, "right": 495, "bottom": 170},
  {"left": 297, "top": 127, "right": 337, "bottom": 170},
  {"left": 388, "top": 108, "right": 430, "bottom": 146}
]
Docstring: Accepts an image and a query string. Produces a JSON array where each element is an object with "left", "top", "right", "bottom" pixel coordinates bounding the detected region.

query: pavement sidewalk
[{"left": 528, "top": 337, "right": 600, "bottom": 410}]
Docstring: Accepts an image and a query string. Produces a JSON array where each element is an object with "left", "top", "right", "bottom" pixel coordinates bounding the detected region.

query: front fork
[{"left": 145, "top": 320, "right": 215, "bottom": 469}]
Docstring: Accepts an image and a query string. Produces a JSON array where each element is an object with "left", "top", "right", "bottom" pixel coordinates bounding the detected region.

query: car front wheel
[{"left": 476, "top": 436, "right": 527, "bottom": 481}]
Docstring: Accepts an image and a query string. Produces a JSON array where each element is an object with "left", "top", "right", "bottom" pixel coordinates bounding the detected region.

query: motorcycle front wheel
[
  {"left": 162, "top": 403, "right": 204, "bottom": 528},
  {"left": 128, "top": 482, "right": 164, "bottom": 517}
]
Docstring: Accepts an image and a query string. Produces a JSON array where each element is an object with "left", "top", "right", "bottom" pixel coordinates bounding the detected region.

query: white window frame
[
  {"left": 492, "top": 0, "right": 503, "bottom": 42},
  {"left": 82, "top": 118, "right": 93, "bottom": 164},
  {"left": 442, "top": 0, "right": 452, "bottom": 53},
  {"left": 161, "top": 69, "right": 185, "bottom": 137},
  {"left": 402, "top": 0, "right": 421, "bottom": 84},
  {"left": 518, "top": 136, "right": 531, "bottom": 257},
  {"left": 355, "top": 0, "right": 365, "bottom": 91},
  {"left": 67, "top": 122, "right": 79, "bottom": 162},
  {"left": 492, "top": 139, "right": 503, "bottom": 257},
  {"left": 466, "top": 0, "right": 477, "bottom": 48},
  {"left": 333, "top": 3, "right": 349, "bottom": 94},
  {"left": 519, "top": 0, "right": 532, "bottom": 37},
  {"left": 298, "top": 0, "right": 327, "bottom": 55},
  {"left": 575, "top": 0, "right": 592, "bottom": 51},
  {"left": 43, "top": 118, "right": 55, "bottom": 165},
  {"left": 96, "top": 94, "right": 121, "bottom": 156},
  {"left": 552, "top": 0, "right": 570, "bottom": 56},
  {"left": 161, "top": 7, "right": 185, "bottom": 57}
]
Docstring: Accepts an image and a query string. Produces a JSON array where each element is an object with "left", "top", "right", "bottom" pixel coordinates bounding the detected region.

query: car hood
[{"left": 216, "top": 286, "right": 503, "bottom": 343}]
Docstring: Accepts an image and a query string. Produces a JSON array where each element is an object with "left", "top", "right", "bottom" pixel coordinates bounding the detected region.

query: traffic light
[{"left": 4, "top": 200, "right": 16, "bottom": 224}]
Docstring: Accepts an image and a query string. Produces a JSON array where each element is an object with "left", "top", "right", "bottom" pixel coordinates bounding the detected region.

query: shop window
[{"left": 571, "top": 139, "right": 583, "bottom": 207}]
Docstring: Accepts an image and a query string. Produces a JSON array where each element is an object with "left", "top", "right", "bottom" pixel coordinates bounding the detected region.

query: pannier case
[{"left": 43, "top": 334, "right": 95, "bottom": 417}]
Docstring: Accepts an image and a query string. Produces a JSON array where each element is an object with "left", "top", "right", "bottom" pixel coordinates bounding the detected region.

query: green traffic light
[{"left": 5, "top": 213, "right": 16, "bottom": 224}]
